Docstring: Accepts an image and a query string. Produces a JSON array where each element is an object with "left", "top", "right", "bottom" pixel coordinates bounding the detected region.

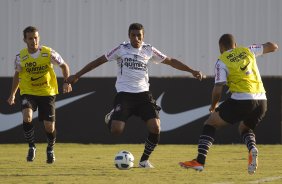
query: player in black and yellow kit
[
  {"left": 7, "top": 26, "right": 72, "bottom": 164},
  {"left": 179, "top": 34, "right": 278, "bottom": 174}
]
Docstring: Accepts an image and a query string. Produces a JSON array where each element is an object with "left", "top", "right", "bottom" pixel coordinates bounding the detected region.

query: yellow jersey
[
  {"left": 219, "top": 47, "right": 265, "bottom": 93},
  {"left": 18, "top": 46, "right": 58, "bottom": 96}
]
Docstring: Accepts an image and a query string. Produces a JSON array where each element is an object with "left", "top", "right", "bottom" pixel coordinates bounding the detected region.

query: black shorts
[
  {"left": 20, "top": 94, "right": 56, "bottom": 122},
  {"left": 111, "top": 91, "right": 161, "bottom": 122},
  {"left": 216, "top": 98, "right": 267, "bottom": 130}
]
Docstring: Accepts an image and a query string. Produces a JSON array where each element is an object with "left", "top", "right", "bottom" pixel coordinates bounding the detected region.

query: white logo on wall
[
  {"left": 1, "top": 91, "right": 211, "bottom": 133},
  {"left": 157, "top": 93, "right": 211, "bottom": 132},
  {"left": 0, "top": 92, "right": 95, "bottom": 132}
]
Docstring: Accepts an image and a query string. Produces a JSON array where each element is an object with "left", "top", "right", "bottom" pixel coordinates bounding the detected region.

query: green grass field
[{"left": 0, "top": 144, "right": 281, "bottom": 184}]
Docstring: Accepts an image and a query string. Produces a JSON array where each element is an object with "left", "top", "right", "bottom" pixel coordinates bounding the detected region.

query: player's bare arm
[
  {"left": 209, "top": 82, "right": 224, "bottom": 112},
  {"left": 7, "top": 71, "right": 20, "bottom": 105},
  {"left": 162, "top": 57, "right": 205, "bottom": 81},
  {"left": 262, "top": 42, "right": 278, "bottom": 54},
  {"left": 67, "top": 55, "right": 108, "bottom": 84},
  {"left": 60, "top": 63, "right": 72, "bottom": 93}
]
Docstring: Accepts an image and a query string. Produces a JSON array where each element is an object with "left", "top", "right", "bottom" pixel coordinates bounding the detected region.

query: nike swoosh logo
[
  {"left": 31, "top": 75, "right": 45, "bottom": 81},
  {"left": 0, "top": 92, "right": 95, "bottom": 132},
  {"left": 156, "top": 92, "right": 210, "bottom": 132},
  {"left": 240, "top": 61, "right": 250, "bottom": 71}
]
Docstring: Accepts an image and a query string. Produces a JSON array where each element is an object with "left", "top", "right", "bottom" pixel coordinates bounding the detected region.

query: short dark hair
[
  {"left": 128, "top": 23, "right": 144, "bottom": 35},
  {"left": 219, "top": 34, "right": 235, "bottom": 48},
  {"left": 23, "top": 26, "right": 38, "bottom": 39}
]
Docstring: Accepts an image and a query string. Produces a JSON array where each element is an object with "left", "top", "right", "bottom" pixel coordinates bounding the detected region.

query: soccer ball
[{"left": 114, "top": 150, "right": 134, "bottom": 170}]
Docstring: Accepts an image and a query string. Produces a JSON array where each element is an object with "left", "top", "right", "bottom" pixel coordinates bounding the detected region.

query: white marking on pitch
[
  {"left": 248, "top": 176, "right": 282, "bottom": 183},
  {"left": 212, "top": 176, "right": 282, "bottom": 184}
]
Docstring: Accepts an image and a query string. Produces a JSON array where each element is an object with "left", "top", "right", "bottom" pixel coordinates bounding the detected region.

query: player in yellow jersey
[
  {"left": 179, "top": 34, "right": 278, "bottom": 174},
  {"left": 7, "top": 26, "right": 72, "bottom": 164}
]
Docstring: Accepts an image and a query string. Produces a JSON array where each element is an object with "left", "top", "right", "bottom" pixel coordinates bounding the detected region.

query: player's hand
[
  {"left": 7, "top": 95, "right": 16, "bottom": 105},
  {"left": 192, "top": 71, "right": 206, "bottom": 81},
  {"left": 67, "top": 75, "right": 79, "bottom": 84},
  {"left": 209, "top": 106, "right": 216, "bottom": 113},
  {"left": 63, "top": 82, "right": 72, "bottom": 93}
]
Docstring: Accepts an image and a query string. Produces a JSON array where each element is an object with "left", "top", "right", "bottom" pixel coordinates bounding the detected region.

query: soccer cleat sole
[
  {"left": 27, "top": 158, "right": 35, "bottom": 162},
  {"left": 179, "top": 162, "right": 204, "bottom": 171},
  {"left": 138, "top": 164, "right": 154, "bottom": 168},
  {"left": 138, "top": 161, "right": 155, "bottom": 168},
  {"left": 46, "top": 150, "right": 55, "bottom": 164},
  {"left": 248, "top": 148, "right": 258, "bottom": 175},
  {"left": 46, "top": 159, "right": 55, "bottom": 164}
]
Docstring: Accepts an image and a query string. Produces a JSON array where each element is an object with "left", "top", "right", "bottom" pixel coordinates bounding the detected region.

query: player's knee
[
  {"left": 204, "top": 121, "right": 217, "bottom": 128},
  {"left": 110, "top": 121, "right": 125, "bottom": 135},
  {"left": 44, "top": 121, "right": 55, "bottom": 133},
  {"left": 205, "top": 113, "right": 226, "bottom": 128},
  {"left": 23, "top": 116, "right": 32, "bottom": 123},
  {"left": 45, "top": 126, "right": 55, "bottom": 133},
  {"left": 110, "top": 128, "right": 123, "bottom": 136},
  {"left": 150, "top": 128, "right": 160, "bottom": 134},
  {"left": 239, "top": 122, "right": 253, "bottom": 133},
  {"left": 148, "top": 123, "right": 161, "bottom": 134}
]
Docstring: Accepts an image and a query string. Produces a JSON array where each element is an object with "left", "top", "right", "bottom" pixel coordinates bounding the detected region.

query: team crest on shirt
[{"left": 142, "top": 44, "right": 151, "bottom": 50}]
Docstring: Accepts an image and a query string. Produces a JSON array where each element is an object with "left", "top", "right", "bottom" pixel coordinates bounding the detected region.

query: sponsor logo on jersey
[
  {"left": 41, "top": 53, "right": 49, "bottom": 57},
  {"left": 240, "top": 61, "right": 250, "bottom": 71},
  {"left": 31, "top": 81, "right": 47, "bottom": 87},
  {"left": 123, "top": 43, "right": 131, "bottom": 49},
  {"left": 215, "top": 60, "right": 221, "bottom": 81},
  {"left": 227, "top": 52, "right": 247, "bottom": 62},
  {"left": 123, "top": 57, "right": 147, "bottom": 71},
  {"left": 249, "top": 44, "right": 260, "bottom": 49},
  {"left": 31, "top": 74, "right": 45, "bottom": 81},
  {"left": 22, "top": 55, "right": 29, "bottom": 61},
  {"left": 26, "top": 64, "right": 48, "bottom": 74},
  {"left": 152, "top": 48, "right": 165, "bottom": 59}
]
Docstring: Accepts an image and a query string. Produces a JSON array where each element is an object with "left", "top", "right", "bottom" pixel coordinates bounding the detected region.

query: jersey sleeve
[
  {"left": 151, "top": 47, "right": 167, "bottom": 63},
  {"left": 214, "top": 59, "right": 228, "bottom": 84},
  {"left": 14, "top": 54, "right": 21, "bottom": 72},
  {"left": 105, "top": 45, "right": 121, "bottom": 61},
  {"left": 248, "top": 44, "right": 263, "bottom": 57},
  {"left": 50, "top": 49, "right": 65, "bottom": 66}
]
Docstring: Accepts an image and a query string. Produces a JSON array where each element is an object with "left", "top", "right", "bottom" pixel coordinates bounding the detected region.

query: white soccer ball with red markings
[{"left": 114, "top": 150, "right": 134, "bottom": 170}]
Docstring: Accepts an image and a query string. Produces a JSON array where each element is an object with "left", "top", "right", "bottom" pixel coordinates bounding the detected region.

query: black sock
[
  {"left": 196, "top": 124, "right": 215, "bottom": 165},
  {"left": 46, "top": 129, "right": 56, "bottom": 150},
  {"left": 241, "top": 130, "right": 256, "bottom": 152},
  {"left": 23, "top": 122, "right": 35, "bottom": 148},
  {"left": 140, "top": 133, "right": 160, "bottom": 162}
]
